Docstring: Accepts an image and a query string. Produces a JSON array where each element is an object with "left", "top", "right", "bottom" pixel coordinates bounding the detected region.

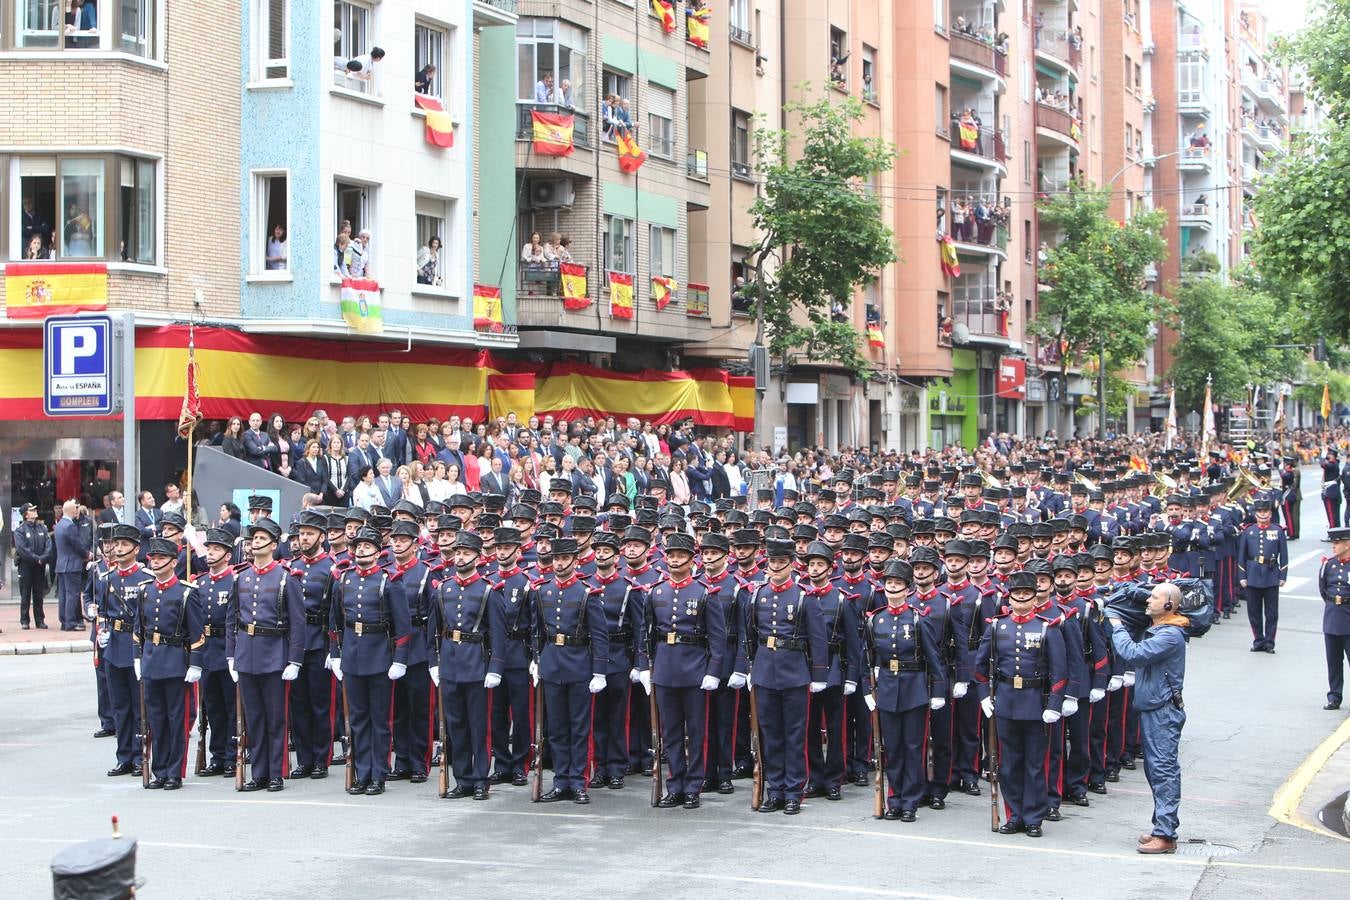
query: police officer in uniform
[
  {"left": 135, "top": 538, "right": 206, "bottom": 789},
  {"left": 13, "top": 503, "right": 52, "bottom": 629},
  {"left": 99, "top": 524, "right": 154, "bottom": 777},
  {"left": 1318, "top": 527, "right": 1350, "bottom": 709},
  {"left": 198, "top": 528, "right": 238, "bottom": 776},
  {"left": 287, "top": 510, "right": 337, "bottom": 778},
  {"left": 330, "top": 526, "right": 412, "bottom": 795},
  {"left": 1237, "top": 499, "right": 1288, "bottom": 653},
  {"left": 226, "top": 517, "right": 306, "bottom": 792}
]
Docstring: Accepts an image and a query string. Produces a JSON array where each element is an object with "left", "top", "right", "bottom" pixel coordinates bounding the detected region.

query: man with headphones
[{"left": 1107, "top": 581, "right": 1189, "bottom": 854}]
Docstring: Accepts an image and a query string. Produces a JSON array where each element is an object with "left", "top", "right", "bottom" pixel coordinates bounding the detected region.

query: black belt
[
  {"left": 659, "top": 633, "right": 707, "bottom": 647},
  {"left": 968, "top": 639, "right": 982, "bottom": 652},
  {"left": 506, "top": 628, "right": 531, "bottom": 641},
  {"left": 758, "top": 635, "right": 807, "bottom": 652},
  {"left": 411, "top": 615, "right": 428, "bottom": 628},
  {"left": 244, "top": 623, "right": 289, "bottom": 637},
  {"left": 111, "top": 619, "right": 134, "bottom": 632},
  {"left": 205, "top": 624, "right": 226, "bottom": 637},
  {"left": 609, "top": 629, "right": 633, "bottom": 642},
  {"left": 882, "top": 659, "right": 926, "bottom": 673},
  {"left": 347, "top": 622, "right": 389, "bottom": 635},
  {"left": 305, "top": 612, "right": 325, "bottom": 626},
  {"left": 147, "top": 630, "right": 186, "bottom": 647},
  {"left": 441, "top": 628, "right": 485, "bottom": 643},
  {"left": 826, "top": 641, "right": 842, "bottom": 654},
  {"left": 545, "top": 632, "right": 589, "bottom": 647},
  {"left": 997, "top": 674, "right": 1044, "bottom": 688}
]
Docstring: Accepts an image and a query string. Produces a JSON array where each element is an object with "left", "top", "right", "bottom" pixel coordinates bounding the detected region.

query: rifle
[
  {"left": 530, "top": 678, "right": 545, "bottom": 802},
  {"left": 341, "top": 677, "right": 354, "bottom": 792},
  {"left": 866, "top": 639, "right": 884, "bottom": 819},
  {"left": 436, "top": 673, "right": 449, "bottom": 798},
  {"left": 649, "top": 688, "right": 663, "bottom": 807},
  {"left": 987, "top": 633, "right": 1000, "bottom": 832},
  {"left": 234, "top": 678, "right": 246, "bottom": 791},
  {"left": 748, "top": 684, "right": 763, "bottom": 810},
  {"left": 194, "top": 678, "right": 208, "bottom": 775},
  {"left": 139, "top": 671, "right": 151, "bottom": 788}
]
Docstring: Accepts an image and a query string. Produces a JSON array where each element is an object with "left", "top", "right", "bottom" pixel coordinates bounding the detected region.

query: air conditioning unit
[{"left": 530, "top": 178, "right": 574, "bottom": 209}]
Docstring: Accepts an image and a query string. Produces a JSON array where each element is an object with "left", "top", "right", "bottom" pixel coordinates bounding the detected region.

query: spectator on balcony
[
  {"left": 557, "top": 79, "right": 575, "bottom": 110},
  {"left": 415, "top": 63, "right": 436, "bottom": 95},
  {"left": 616, "top": 98, "right": 634, "bottom": 136},
  {"left": 951, "top": 199, "right": 968, "bottom": 242},
  {"left": 830, "top": 56, "right": 847, "bottom": 86},
  {"left": 334, "top": 234, "right": 353, "bottom": 278},
  {"left": 995, "top": 32, "right": 1010, "bottom": 55},
  {"left": 974, "top": 198, "right": 994, "bottom": 245},
  {"left": 535, "top": 71, "right": 555, "bottom": 104},
  {"left": 345, "top": 46, "right": 386, "bottom": 86},
  {"left": 417, "top": 236, "right": 442, "bottom": 286},
  {"left": 939, "top": 316, "right": 954, "bottom": 346},
  {"left": 551, "top": 234, "right": 574, "bottom": 264},
  {"left": 265, "top": 224, "right": 288, "bottom": 270},
  {"left": 521, "top": 231, "right": 550, "bottom": 269},
  {"left": 64, "top": 202, "right": 94, "bottom": 257},
  {"left": 1194, "top": 194, "right": 1209, "bottom": 211},
  {"left": 348, "top": 229, "right": 372, "bottom": 278},
  {"left": 24, "top": 234, "right": 53, "bottom": 261},
  {"left": 1188, "top": 126, "right": 1210, "bottom": 150},
  {"left": 1037, "top": 241, "right": 1050, "bottom": 267},
  {"left": 1070, "top": 26, "right": 1083, "bottom": 51},
  {"left": 66, "top": 0, "right": 97, "bottom": 49},
  {"left": 601, "top": 94, "right": 619, "bottom": 140}
]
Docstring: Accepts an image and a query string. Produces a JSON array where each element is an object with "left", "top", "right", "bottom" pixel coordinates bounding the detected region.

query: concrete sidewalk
[{"left": 0, "top": 602, "right": 91, "bottom": 656}]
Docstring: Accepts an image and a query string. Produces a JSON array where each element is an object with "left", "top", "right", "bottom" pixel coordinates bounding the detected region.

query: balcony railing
[
  {"left": 950, "top": 123, "right": 1007, "bottom": 163},
  {"left": 1035, "top": 30, "right": 1081, "bottom": 73},
  {"left": 1179, "top": 30, "right": 1207, "bottom": 54},
  {"left": 950, "top": 32, "right": 1008, "bottom": 78},
  {"left": 686, "top": 283, "right": 710, "bottom": 317},
  {"left": 686, "top": 149, "right": 708, "bottom": 180},
  {"left": 729, "top": 25, "right": 753, "bottom": 47},
  {"left": 948, "top": 207, "right": 1010, "bottom": 251},
  {"left": 515, "top": 103, "right": 592, "bottom": 150},
  {"left": 952, "top": 296, "right": 1011, "bottom": 339},
  {"left": 1034, "top": 103, "right": 1078, "bottom": 141},
  {"left": 1180, "top": 204, "right": 1212, "bottom": 224},
  {"left": 518, "top": 262, "right": 587, "bottom": 301},
  {"left": 1179, "top": 146, "right": 1211, "bottom": 168},
  {"left": 1178, "top": 90, "right": 1210, "bottom": 114}
]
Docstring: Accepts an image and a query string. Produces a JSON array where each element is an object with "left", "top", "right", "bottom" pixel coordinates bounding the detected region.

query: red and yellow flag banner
[
  {"left": 560, "top": 263, "right": 590, "bottom": 310},
  {"left": 609, "top": 272, "right": 635, "bottom": 319},
  {"left": 529, "top": 363, "right": 752, "bottom": 431},
  {"left": 685, "top": 5, "right": 711, "bottom": 48},
  {"left": 866, "top": 325, "right": 885, "bottom": 349},
  {"left": 617, "top": 131, "right": 648, "bottom": 173},
  {"left": 177, "top": 329, "right": 203, "bottom": 438},
  {"left": 487, "top": 372, "right": 536, "bottom": 423},
  {"left": 472, "top": 284, "right": 504, "bottom": 333},
  {"left": 652, "top": 276, "right": 677, "bottom": 311},
  {"left": 531, "top": 110, "right": 575, "bottom": 156},
  {"left": 652, "top": 0, "right": 677, "bottom": 33},
  {"left": 958, "top": 121, "right": 978, "bottom": 151},
  {"left": 339, "top": 278, "right": 383, "bottom": 333},
  {"left": 939, "top": 236, "right": 961, "bottom": 277},
  {"left": 1322, "top": 382, "right": 1332, "bottom": 422},
  {"left": 413, "top": 94, "right": 455, "bottom": 148},
  {"left": 4, "top": 262, "right": 107, "bottom": 318}
]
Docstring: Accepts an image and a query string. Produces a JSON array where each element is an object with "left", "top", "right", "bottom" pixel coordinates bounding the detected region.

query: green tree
[
  {"left": 1030, "top": 182, "right": 1168, "bottom": 387},
  {"left": 1293, "top": 362, "right": 1350, "bottom": 408},
  {"left": 748, "top": 89, "right": 898, "bottom": 376}
]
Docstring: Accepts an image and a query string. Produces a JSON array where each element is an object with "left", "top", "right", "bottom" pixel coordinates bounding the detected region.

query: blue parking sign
[{"left": 44, "top": 315, "right": 114, "bottom": 416}]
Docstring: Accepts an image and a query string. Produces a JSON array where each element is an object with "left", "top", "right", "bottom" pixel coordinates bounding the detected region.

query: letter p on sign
[{"left": 59, "top": 325, "right": 98, "bottom": 375}]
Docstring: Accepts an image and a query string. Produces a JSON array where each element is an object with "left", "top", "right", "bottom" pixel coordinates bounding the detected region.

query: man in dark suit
[
  {"left": 375, "top": 459, "right": 401, "bottom": 507},
  {"left": 54, "top": 500, "right": 92, "bottom": 631},
  {"left": 385, "top": 410, "right": 410, "bottom": 466},
  {"left": 480, "top": 457, "right": 508, "bottom": 496},
  {"left": 436, "top": 433, "right": 468, "bottom": 481},
  {"left": 243, "top": 412, "right": 276, "bottom": 469},
  {"left": 134, "top": 491, "right": 161, "bottom": 541},
  {"left": 97, "top": 491, "right": 127, "bottom": 525}
]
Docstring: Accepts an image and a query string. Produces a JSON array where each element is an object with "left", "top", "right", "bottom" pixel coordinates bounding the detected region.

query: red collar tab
[
  {"left": 155, "top": 574, "right": 179, "bottom": 590},
  {"left": 668, "top": 574, "right": 695, "bottom": 590},
  {"left": 116, "top": 564, "right": 141, "bottom": 576},
  {"left": 555, "top": 573, "right": 579, "bottom": 589},
  {"left": 355, "top": 564, "right": 382, "bottom": 577},
  {"left": 454, "top": 571, "right": 481, "bottom": 587},
  {"left": 253, "top": 560, "right": 279, "bottom": 576},
  {"left": 1011, "top": 611, "right": 1036, "bottom": 624}
]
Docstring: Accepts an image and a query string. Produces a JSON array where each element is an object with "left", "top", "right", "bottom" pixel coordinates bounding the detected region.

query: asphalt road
[{"left": 2, "top": 487, "right": 1347, "bottom": 899}]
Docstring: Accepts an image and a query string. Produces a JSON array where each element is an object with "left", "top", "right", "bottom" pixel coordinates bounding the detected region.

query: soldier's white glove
[
  {"left": 323, "top": 654, "right": 334, "bottom": 671},
  {"left": 1107, "top": 675, "right": 1123, "bottom": 692},
  {"left": 529, "top": 660, "right": 539, "bottom": 686},
  {"left": 1063, "top": 696, "right": 1079, "bottom": 717},
  {"left": 388, "top": 663, "right": 407, "bottom": 681},
  {"left": 133, "top": 658, "right": 141, "bottom": 680},
  {"left": 639, "top": 669, "right": 652, "bottom": 695},
  {"left": 728, "top": 672, "right": 748, "bottom": 690},
  {"left": 1041, "top": 709, "right": 1061, "bottom": 724},
  {"left": 484, "top": 673, "right": 501, "bottom": 690},
  {"left": 843, "top": 680, "right": 857, "bottom": 696},
  {"left": 429, "top": 667, "right": 441, "bottom": 688},
  {"left": 1123, "top": 671, "right": 1136, "bottom": 688},
  {"left": 864, "top": 694, "right": 877, "bottom": 712},
  {"left": 85, "top": 601, "right": 98, "bottom": 620},
  {"left": 589, "top": 674, "right": 607, "bottom": 694},
  {"left": 809, "top": 681, "right": 827, "bottom": 694},
  {"left": 1089, "top": 688, "right": 1106, "bottom": 703},
  {"left": 282, "top": 663, "right": 300, "bottom": 681},
  {"left": 930, "top": 697, "right": 946, "bottom": 711},
  {"left": 330, "top": 657, "right": 343, "bottom": 681},
  {"left": 952, "top": 682, "right": 969, "bottom": 699},
  {"left": 185, "top": 666, "right": 202, "bottom": 684},
  {"left": 873, "top": 666, "right": 880, "bottom": 683},
  {"left": 980, "top": 696, "right": 994, "bottom": 718},
  {"left": 700, "top": 675, "right": 719, "bottom": 691},
  {"left": 97, "top": 629, "right": 110, "bottom": 649},
  {"left": 629, "top": 668, "right": 641, "bottom": 683},
  {"left": 227, "top": 657, "right": 238, "bottom": 683}
]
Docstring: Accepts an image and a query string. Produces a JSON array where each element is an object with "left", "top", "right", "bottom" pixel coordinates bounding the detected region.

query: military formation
[{"left": 82, "top": 442, "right": 1350, "bottom": 835}]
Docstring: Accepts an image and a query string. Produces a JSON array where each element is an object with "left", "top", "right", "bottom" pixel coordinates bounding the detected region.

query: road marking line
[
  {"left": 1289, "top": 547, "right": 1325, "bottom": 570},
  {"left": 1268, "top": 714, "right": 1350, "bottom": 843}
]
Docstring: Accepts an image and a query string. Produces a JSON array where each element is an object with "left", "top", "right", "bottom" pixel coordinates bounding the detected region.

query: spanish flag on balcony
[
  {"left": 652, "top": 276, "right": 677, "bottom": 311},
  {"left": 609, "top": 272, "right": 635, "bottom": 320},
  {"left": 414, "top": 94, "right": 454, "bottom": 148},
  {"left": 532, "top": 110, "right": 575, "bottom": 156},
  {"left": 3, "top": 262, "right": 108, "bottom": 318},
  {"left": 560, "top": 263, "right": 590, "bottom": 310},
  {"left": 939, "top": 236, "right": 961, "bottom": 278},
  {"left": 686, "top": 4, "right": 711, "bottom": 49},
  {"left": 339, "top": 278, "right": 383, "bottom": 334},
  {"left": 617, "top": 131, "right": 648, "bottom": 173},
  {"left": 958, "top": 121, "right": 978, "bottom": 151},
  {"left": 1070, "top": 119, "right": 1082, "bottom": 142},
  {"left": 866, "top": 324, "right": 885, "bottom": 349},
  {"left": 652, "top": 0, "right": 677, "bottom": 34},
  {"left": 473, "top": 284, "right": 504, "bottom": 333}
]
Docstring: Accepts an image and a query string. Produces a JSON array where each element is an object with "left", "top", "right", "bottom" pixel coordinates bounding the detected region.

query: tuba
[
  {"left": 979, "top": 470, "right": 1002, "bottom": 489},
  {"left": 1227, "top": 467, "right": 1261, "bottom": 503},
  {"left": 1152, "top": 471, "right": 1177, "bottom": 499},
  {"left": 1074, "top": 471, "right": 1098, "bottom": 493}
]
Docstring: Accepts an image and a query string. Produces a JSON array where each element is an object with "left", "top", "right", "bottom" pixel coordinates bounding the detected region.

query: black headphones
[{"left": 1163, "top": 600, "right": 1174, "bottom": 612}]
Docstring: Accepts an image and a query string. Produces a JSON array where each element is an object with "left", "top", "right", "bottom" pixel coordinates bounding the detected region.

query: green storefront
[{"left": 928, "top": 349, "right": 979, "bottom": 449}]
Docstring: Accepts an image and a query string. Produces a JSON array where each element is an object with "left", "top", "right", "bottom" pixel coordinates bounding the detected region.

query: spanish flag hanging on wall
[
  {"left": 958, "top": 121, "right": 978, "bottom": 150},
  {"left": 685, "top": 5, "right": 711, "bottom": 48},
  {"left": 652, "top": 0, "right": 677, "bottom": 33},
  {"left": 939, "top": 236, "right": 961, "bottom": 277},
  {"left": 609, "top": 272, "right": 635, "bottom": 320},
  {"left": 531, "top": 110, "right": 575, "bottom": 156},
  {"left": 339, "top": 278, "right": 383, "bottom": 333},
  {"left": 413, "top": 94, "right": 455, "bottom": 148},
  {"left": 4, "top": 262, "right": 108, "bottom": 318},
  {"left": 866, "top": 325, "right": 885, "bottom": 349},
  {"left": 473, "top": 284, "right": 504, "bottom": 333},
  {"left": 487, "top": 372, "right": 536, "bottom": 422},
  {"left": 652, "top": 276, "right": 677, "bottom": 311},
  {"left": 560, "top": 263, "right": 590, "bottom": 310},
  {"left": 616, "top": 132, "right": 648, "bottom": 173}
]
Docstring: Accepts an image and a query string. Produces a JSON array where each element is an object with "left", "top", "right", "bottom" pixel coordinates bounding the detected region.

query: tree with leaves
[{"left": 747, "top": 90, "right": 898, "bottom": 376}]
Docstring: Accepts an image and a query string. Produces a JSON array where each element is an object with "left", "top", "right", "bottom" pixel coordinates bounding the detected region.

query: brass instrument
[
  {"left": 979, "top": 470, "right": 1002, "bottom": 489},
  {"left": 1227, "top": 467, "right": 1262, "bottom": 503},
  {"left": 1152, "top": 471, "right": 1177, "bottom": 498},
  {"left": 1073, "top": 471, "right": 1098, "bottom": 493}
]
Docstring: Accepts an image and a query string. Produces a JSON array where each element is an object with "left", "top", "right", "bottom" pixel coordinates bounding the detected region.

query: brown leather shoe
[
  {"left": 1137, "top": 836, "right": 1177, "bottom": 854},
  {"left": 1138, "top": 833, "right": 1153, "bottom": 844}
]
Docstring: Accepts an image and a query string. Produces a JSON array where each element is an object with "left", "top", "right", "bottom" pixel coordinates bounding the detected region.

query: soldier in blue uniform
[
  {"left": 428, "top": 530, "right": 503, "bottom": 799},
  {"left": 387, "top": 520, "right": 436, "bottom": 783},
  {"left": 88, "top": 524, "right": 116, "bottom": 739},
  {"left": 974, "top": 571, "right": 1068, "bottom": 838},
  {"left": 1044, "top": 554, "right": 1099, "bottom": 817},
  {"left": 638, "top": 532, "right": 726, "bottom": 808},
  {"left": 226, "top": 517, "right": 306, "bottom": 792},
  {"left": 286, "top": 510, "right": 336, "bottom": 779},
  {"left": 840, "top": 533, "right": 880, "bottom": 786},
  {"left": 1237, "top": 499, "right": 1288, "bottom": 653},
  {"left": 696, "top": 532, "right": 740, "bottom": 795},
  {"left": 940, "top": 539, "right": 982, "bottom": 798},
  {"left": 586, "top": 530, "right": 644, "bottom": 790},
  {"left": 135, "top": 538, "right": 206, "bottom": 789},
  {"left": 731, "top": 538, "right": 829, "bottom": 815},
  {"left": 197, "top": 528, "right": 238, "bottom": 776},
  {"left": 1322, "top": 450, "right": 1342, "bottom": 528},
  {"left": 533, "top": 537, "right": 610, "bottom": 803},
  {"left": 862, "top": 560, "right": 947, "bottom": 821},
  {"left": 99, "top": 524, "right": 154, "bottom": 777},
  {"left": 1318, "top": 527, "right": 1350, "bottom": 709},
  {"left": 486, "top": 525, "right": 535, "bottom": 786},
  {"left": 622, "top": 525, "right": 662, "bottom": 774},
  {"left": 329, "top": 526, "right": 412, "bottom": 795},
  {"left": 799, "top": 540, "right": 861, "bottom": 802}
]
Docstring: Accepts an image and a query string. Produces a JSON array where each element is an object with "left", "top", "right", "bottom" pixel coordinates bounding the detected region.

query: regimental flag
[
  {"left": 609, "top": 272, "right": 634, "bottom": 320},
  {"left": 177, "top": 325, "right": 203, "bottom": 439},
  {"left": 1070, "top": 120, "right": 1082, "bottom": 142},
  {"left": 652, "top": 276, "right": 677, "bottom": 311},
  {"left": 473, "top": 284, "right": 504, "bottom": 333},
  {"left": 1130, "top": 454, "right": 1148, "bottom": 473},
  {"left": 958, "top": 121, "right": 978, "bottom": 150},
  {"left": 1201, "top": 376, "right": 1216, "bottom": 451},
  {"left": 866, "top": 325, "right": 885, "bottom": 349},
  {"left": 413, "top": 94, "right": 454, "bottom": 148},
  {"left": 340, "top": 278, "right": 383, "bottom": 333},
  {"left": 617, "top": 131, "right": 648, "bottom": 173},
  {"left": 685, "top": 4, "right": 711, "bottom": 48},
  {"left": 1273, "top": 390, "right": 1286, "bottom": 432},
  {"left": 652, "top": 0, "right": 677, "bottom": 33},
  {"left": 1165, "top": 387, "right": 1177, "bottom": 451},
  {"left": 939, "top": 236, "right": 961, "bottom": 277},
  {"left": 560, "top": 263, "right": 590, "bottom": 310},
  {"left": 531, "top": 110, "right": 575, "bottom": 156},
  {"left": 3, "top": 262, "right": 107, "bottom": 318},
  {"left": 1322, "top": 382, "right": 1332, "bottom": 423}
]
